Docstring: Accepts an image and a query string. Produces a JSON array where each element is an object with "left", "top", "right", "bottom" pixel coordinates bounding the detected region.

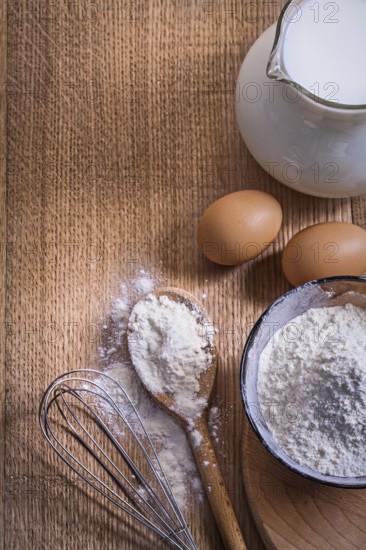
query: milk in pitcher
[{"left": 281, "top": 0, "right": 366, "bottom": 105}]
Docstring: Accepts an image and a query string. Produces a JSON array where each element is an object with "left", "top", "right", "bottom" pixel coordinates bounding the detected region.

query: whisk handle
[{"left": 187, "top": 417, "right": 247, "bottom": 550}]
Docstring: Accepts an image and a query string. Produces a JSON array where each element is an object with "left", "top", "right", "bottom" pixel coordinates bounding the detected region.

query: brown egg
[
  {"left": 282, "top": 222, "right": 366, "bottom": 287},
  {"left": 197, "top": 190, "right": 282, "bottom": 266}
]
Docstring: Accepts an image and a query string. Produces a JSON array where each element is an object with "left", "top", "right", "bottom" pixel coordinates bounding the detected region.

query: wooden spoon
[{"left": 128, "top": 287, "right": 247, "bottom": 550}]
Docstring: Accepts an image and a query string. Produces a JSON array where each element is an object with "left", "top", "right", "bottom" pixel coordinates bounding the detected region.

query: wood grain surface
[
  {"left": 0, "top": 1, "right": 6, "bottom": 548},
  {"left": 2, "top": 1, "right": 365, "bottom": 549}
]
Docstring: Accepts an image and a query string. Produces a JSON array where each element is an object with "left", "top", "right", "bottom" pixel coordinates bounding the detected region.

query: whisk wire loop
[{"left": 39, "top": 369, "right": 198, "bottom": 550}]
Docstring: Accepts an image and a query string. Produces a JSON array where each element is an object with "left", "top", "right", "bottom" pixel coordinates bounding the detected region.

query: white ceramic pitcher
[{"left": 235, "top": 0, "right": 366, "bottom": 198}]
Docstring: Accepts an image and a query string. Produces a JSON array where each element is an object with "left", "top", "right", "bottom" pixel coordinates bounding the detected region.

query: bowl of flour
[{"left": 240, "top": 276, "right": 366, "bottom": 487}]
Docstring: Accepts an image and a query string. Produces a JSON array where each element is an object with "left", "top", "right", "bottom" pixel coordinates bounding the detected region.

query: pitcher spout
[{"left": 266, "top": 46, "right": 287, "bottom": 81}]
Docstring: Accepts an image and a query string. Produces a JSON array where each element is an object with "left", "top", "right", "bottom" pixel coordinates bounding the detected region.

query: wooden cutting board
[{"left": 243, "top": 421, "right": 366, "bottom": 550}]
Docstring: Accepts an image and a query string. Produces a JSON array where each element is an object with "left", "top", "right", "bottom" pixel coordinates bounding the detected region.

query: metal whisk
[{"left": 39, "top": 369, "right": 198, "bottom": 550}]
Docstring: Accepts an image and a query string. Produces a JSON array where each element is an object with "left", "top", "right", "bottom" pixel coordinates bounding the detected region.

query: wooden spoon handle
[{"left": 187, "top": 417, "right": 247, "bottom": 550}]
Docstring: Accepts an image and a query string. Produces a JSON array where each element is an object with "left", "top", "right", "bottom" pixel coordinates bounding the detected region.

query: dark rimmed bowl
[{"left": 240, "top": 276, "right": 366, "bottom": 488}]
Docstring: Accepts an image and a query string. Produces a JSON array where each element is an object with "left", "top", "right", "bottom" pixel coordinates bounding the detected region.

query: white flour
[
  {"left": 97, "top": 270, "right": 210, "bottom": 509},
  {"left": 128, "top": 294, "right": 214, "bottom": 418},
  {"left": 132, "top": 269, "right": 156, "bottom": 295},
  {"left": 102, "top": 361, "right": 201, "bottom": 507},
  {"left": 257, "top": 303, "right": 366, "bottom": 477}
]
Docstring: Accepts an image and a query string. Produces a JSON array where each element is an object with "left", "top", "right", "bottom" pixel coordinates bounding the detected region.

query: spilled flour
[
  {"left": 101, "top": 361, "right": 202, "bottom": 507},
  {"left": 97, "top": 269, "right": 214, "bottom": 509}
]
